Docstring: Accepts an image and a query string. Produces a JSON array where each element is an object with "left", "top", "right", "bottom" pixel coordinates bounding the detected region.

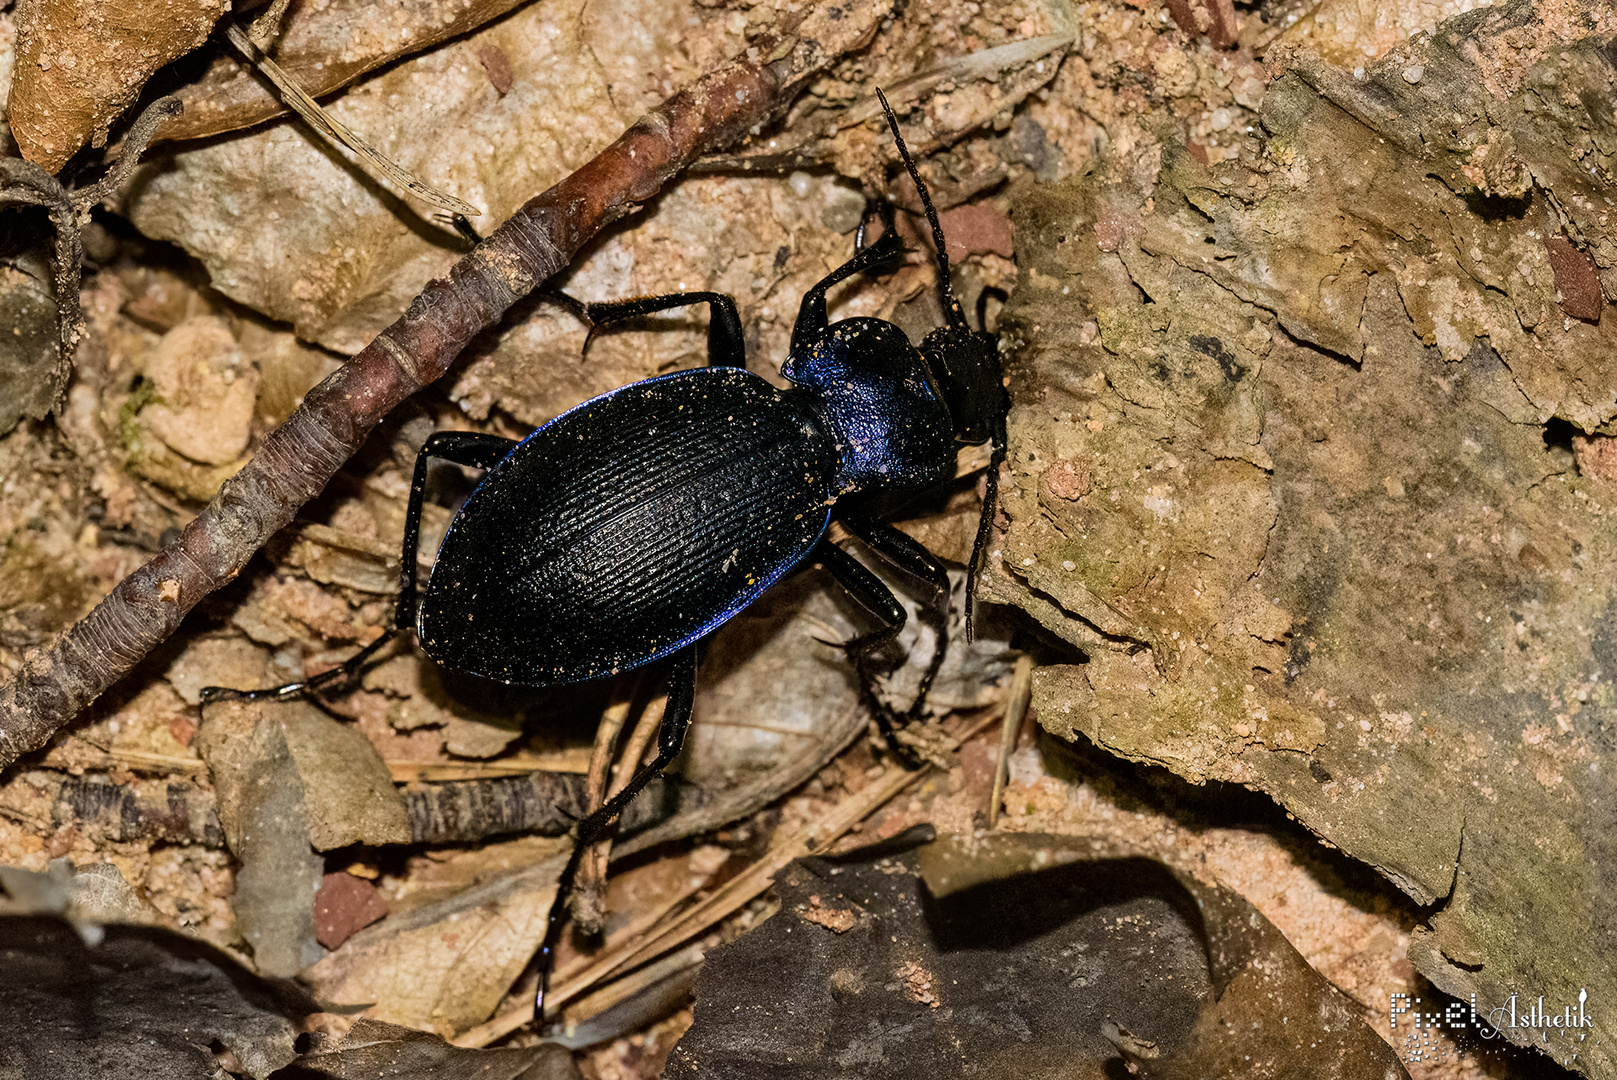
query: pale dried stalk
[
  {"left": 583, "top": 691, "right": 667, "bottom": 902},
  {"left": 221, "top": 21, "right": 480, "bottom": 218},
  {"left": 988, "top": 655, "right": 1034, "bottom": 826},
  {"left": 385, "top": 748, "right": 592, "bottom": 783},
  {"left": 456, "top": 713, "right": 1001, "bottom": 1048},
  {"left": 571, "top": 680, "right": 639, "bottom": 930}
]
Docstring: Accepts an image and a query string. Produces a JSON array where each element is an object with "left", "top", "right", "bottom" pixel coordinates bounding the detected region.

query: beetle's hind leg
[
  {"left": 199, "top": 431, "right": 518, "bottom": 706},
  {"left": 536, "top": 645, "right": 697, "bottom": 1021}
]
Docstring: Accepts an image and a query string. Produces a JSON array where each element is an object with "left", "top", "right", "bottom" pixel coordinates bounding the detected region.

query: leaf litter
[{"left": 0, "top": 0, "right": 1594, "bottom": 1076}]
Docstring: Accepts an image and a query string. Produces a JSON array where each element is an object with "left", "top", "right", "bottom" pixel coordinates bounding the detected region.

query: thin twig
[
  {"left": 247, "top": 0, "right": 295, "bottom": 49},
  {"left": 12, "top": 766, "right": 674, "bottom": 847},
  {"left": 0, "top": 95, "right": 184, "bottom": 428},
  {"left": 0, "top": 162, "right": 82, "bottom": 381},
  {"left": 0, "top": 5, "right": 881, "bottom": 772},
  {"left": 72, "top": 98, "right": 185, "bottom": 209}
]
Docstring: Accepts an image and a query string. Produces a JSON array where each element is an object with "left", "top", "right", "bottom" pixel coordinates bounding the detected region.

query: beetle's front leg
[{"left": 577, "top": 291, "right": 747, "bottom": 368}]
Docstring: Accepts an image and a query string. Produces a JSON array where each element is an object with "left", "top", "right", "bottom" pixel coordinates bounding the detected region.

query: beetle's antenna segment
[
  {"left": 875, "top": 89, "right": 967, "bottom": 331},
  {"left": 875, "top": 89, "right": 1009, "bottom": 645}
]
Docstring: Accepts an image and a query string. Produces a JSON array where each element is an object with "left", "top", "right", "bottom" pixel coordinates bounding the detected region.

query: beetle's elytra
[{"left": 202, "top": 88, "right": 1009, "bottom": 1020}]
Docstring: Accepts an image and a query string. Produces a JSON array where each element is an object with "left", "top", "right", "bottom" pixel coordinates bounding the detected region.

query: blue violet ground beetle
[{"left": 202, "top": 89, "right": 1009, "bottom": 1019}]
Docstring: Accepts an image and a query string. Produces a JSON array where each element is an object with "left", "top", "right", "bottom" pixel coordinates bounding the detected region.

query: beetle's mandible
[{"left": 202, "top": 88, "right": 1009, "bottom": 1019}]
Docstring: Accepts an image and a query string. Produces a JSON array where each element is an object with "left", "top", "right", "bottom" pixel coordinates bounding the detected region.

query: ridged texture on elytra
[{"left": 419, "top": 368, "right": 836, "bottom": 684}]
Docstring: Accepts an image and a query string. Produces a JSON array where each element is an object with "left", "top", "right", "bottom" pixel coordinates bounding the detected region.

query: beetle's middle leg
[
  {"left": 839, "top": 510, "right": 951, "bottom": 723},
  {"left": 811, "top": 539, "right": 926, "bottom": 768},
  {"left": 536, "top": 644, "right": 698, "bottom": 1019},
  {"left": 200, "top": 431, "right": 518, "bottom": 704}
]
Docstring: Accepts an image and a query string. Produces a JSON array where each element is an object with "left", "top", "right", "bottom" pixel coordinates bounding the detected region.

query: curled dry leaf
[
  {"left": 9, "top": 0, "right": 220, "bottom": 171},
  {"left": 123, "top": 0, "right": 638, "bottom": 357},
  {"left": 297, "top": 1017, "right": 581, "bottom": 1080},
  {"left": 161, "top": 0, "right": 534, "bottom": 144}
]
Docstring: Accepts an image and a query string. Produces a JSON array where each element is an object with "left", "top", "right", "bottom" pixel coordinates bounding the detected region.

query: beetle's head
[{"left": 921, "top": 314, "right": 1005, "bottom": 447}]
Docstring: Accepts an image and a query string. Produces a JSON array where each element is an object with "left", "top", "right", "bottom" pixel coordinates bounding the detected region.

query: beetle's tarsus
[{"left": 196, "top": 627, "right": 404, "bottom": 707}]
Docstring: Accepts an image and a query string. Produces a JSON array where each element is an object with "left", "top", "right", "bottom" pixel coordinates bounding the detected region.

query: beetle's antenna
[{"left": 875, "top": 89, "right": 968, "bottom": 331}]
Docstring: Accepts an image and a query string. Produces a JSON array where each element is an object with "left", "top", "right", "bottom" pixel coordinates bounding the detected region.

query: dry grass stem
[{"left": 988, "top": 655, "right": 1034, "bottom": 826}]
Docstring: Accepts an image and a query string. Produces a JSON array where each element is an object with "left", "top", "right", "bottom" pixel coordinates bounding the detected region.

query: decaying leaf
[
  {"left": 666, "top": 831, "right": 1407, "bottom": 1079},
  {"left": 0, "top": 908, "right": 314, "bottom": 1079},
  {"left": 122, "top": 0, "right": 650, "bottom": 357},
  {"left": 7, "top": 0, "right": 218, "bottom": 171},
  {"left": 304, "top": 836, "right": 568, "bottom": 1036},
  {"left": 161, "top": 0, "right": 536, "bottom": 144}
]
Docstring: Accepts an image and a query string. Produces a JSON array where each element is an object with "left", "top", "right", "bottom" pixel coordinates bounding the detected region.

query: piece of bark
[
  {"left": 667, "top": 831, "right": 1407, "bottom": 1080},
  {"left": 4, "top": 766, "right": 674, "bottom": 849},
  {"left": 0, "top": 913, "right": 315, "bottom": 1079},
  {"left": 989, "top": 1, "right": 1617, "bottom": 1074},
  {"left": 1544, "top": 235, "right": 1604, "bottom": 322}
]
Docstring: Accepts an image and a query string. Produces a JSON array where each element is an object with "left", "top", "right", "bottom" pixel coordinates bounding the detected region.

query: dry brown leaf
[
  {"left": 162, "top": 0, "right": 534, "bottom": 144},
  {"left": 9, "top": 0, "right": 221, "bottom": 171},
  {"left": 305, "top": 836, "right": 568, "bottom": 1035}
]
